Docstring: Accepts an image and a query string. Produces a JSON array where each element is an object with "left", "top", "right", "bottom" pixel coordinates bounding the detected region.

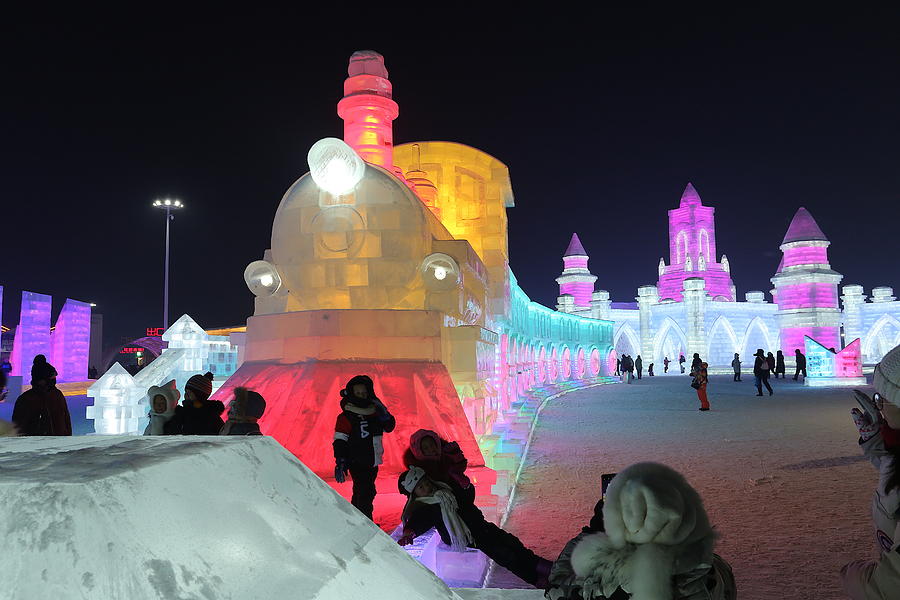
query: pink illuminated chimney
[
  {"left": 556, "top": 233, "right": 597, "bottom": 313},
  {"left": 337, "top": 50, "right": 399, "bottom": 169},
  {"left": 771, "top": 207, "right": 843, "bottom": 353},
  {"left": 656, "top": 183, "right": 736, "bottom": 302}
]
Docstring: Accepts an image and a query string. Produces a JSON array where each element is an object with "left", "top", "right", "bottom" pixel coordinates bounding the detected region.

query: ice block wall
[
  {"left": 10, "top": 291, "right": 51, "bottom": 378},
  {"left": 50, "top": 299, "right": 91, "bottom": 382}
]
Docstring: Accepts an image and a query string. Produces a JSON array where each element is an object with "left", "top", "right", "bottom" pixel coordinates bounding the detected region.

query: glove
[
  {"left": 397, "top": 532, "right": 416, "bottom": 546},
  {"left": 335, "top": 458, "right": 349, "bottom": 483},
  {"left": 371, "top": 397, "right": 391, "bottom": 421},
  {"left": 851, "top": 408, "right": 880, "bottom": 442},
  {"left": 853, "top": 390, "right": 883, "bottom": 424}
]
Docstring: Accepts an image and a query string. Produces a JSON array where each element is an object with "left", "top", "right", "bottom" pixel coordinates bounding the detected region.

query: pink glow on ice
[
  {"left": 560, "top": 282, "right": 594, "bottom": 306},
  {"left": 50, "top": 299, "right": 91, "bottom": 382},
  {"left": 10, "top": 291, "right": 51, "bottom": 378},
  {"left": 782, "top": 207, "right": 828, "bottom": 244},
  {"left": 782, "top": 246, "right": 829, "bottom": 267},
  {"left": 657, "top": 183, "right": 735, "bottom": 301},
  {"left": 337, "top": 51, "right": 398, "bottom": 168},
  {"left": 775, "top": 283, "right": 838, "bottom": 310},
  {"left": 563, "top": 256, "right": 588, "bottom": 270},
  {"left": 782, "top": 327, "right": 841, "bottom": 354},
  {"left": 836, "top": 338, "right": 864, "bottom": 377}
]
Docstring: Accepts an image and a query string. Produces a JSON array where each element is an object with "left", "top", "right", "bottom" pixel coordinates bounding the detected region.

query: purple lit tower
[
  {"left": 10, "top": 291, "right": 52, "bottom": 378},
  {"left": 657, "top": 183, "right": 736, "bottom": 302},
  {"left": 770, "top": 207, "right": 843, "bottom": 353},
  {"left": 556, "top": 233, "right": 597, "bottom": 317},
  {"left": 50, "top": 299, "right": 91, "bottom": 382}
]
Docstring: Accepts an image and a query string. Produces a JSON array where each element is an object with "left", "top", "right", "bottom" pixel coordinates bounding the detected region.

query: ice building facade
[
  {"left": 214, "top": 50, "right": 614, "bottom": 523},
  {"left": 556, "top": 184, "right": 900, "bottom": 368}
]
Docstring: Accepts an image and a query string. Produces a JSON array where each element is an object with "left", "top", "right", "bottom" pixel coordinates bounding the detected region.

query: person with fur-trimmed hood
[
  {"left": 168, "top": 372, "right": 225, "bottom": 435},
  {"left": 841, "top": 344, "right": 900, "bottom": 599},
  {"left": 397, "top": 466, "right": 552, "bottom": 589},
  {"left": 220, "top": 387, "right": 266, "bottom": 435},
  {"left": 333, "top": 375, "right": 396, "bottom": 520},
  {"left": 546, "top": 462, "right": 736, "bottom": 600},
  {"left": 143, "top": 380, "right": 181, "bottom": 435},
  {"left": 403, "top": 429, "right": 474, "bottom": 502}
]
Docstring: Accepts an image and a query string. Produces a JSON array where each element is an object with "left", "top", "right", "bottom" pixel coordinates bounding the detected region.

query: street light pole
[{"left": 153, "top": 198, "right": 183, "bottom": 330}]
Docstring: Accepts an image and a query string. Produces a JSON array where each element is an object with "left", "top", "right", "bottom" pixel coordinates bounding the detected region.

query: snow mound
[{"left": 0, "top": 436, "right": 463, "bottom": 600}]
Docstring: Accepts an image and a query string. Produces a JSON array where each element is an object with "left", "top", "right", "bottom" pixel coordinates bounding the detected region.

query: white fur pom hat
[
  {"left": 603, "top": 462, "right": 711, "bottom": 548},
  {"left": 874, "top": 343, "right": 900, "bottom": 408}
]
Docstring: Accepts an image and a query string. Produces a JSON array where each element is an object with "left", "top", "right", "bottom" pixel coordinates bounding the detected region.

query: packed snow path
[{"left": 486, "top": 374, "right": 878, "bottom": 599}]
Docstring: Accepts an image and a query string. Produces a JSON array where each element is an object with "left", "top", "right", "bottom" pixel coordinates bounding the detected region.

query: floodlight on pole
[{"left": 152, "top": 197, "right": 184, "bottom": 329}]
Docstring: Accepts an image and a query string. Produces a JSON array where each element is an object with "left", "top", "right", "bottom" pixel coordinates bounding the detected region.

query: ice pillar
[
  {"left": 592, "top": 290, "right": 612, "bottom": 320},
  {"left": 50, "top": 299, "right": 91, "bottom": 382},
  {"left": 10, "top": 291, "right": 52, "bottom": 378},
  {"left": 637, "top": 285, "right": 658, "bottom": 359},
  {"left": 683, "top": 278, "right": 708, "bottom": 359},
  {"left": 337, "top": 50, "right": 399, "bottom": 169},
  {"left": 840, "top": 285, "right": 866, "bottom": 350}
]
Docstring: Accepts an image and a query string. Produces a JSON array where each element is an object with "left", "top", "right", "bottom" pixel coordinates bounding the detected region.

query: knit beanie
[
  {"left": 228, "top": 387, "right": 266, "bottom": 420},
  {"left": 185, "top": 372, "right": 214, "bottom": 401},
  {"left": 30, "top": 354, "right": 58, "bottom": 385},
  {"left": 874, "top": 343, "right": 900, "bottom": 408}
]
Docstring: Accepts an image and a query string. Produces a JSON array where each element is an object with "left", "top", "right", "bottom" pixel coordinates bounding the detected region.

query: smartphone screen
[{"left": 601, "top": 473, "right": 617, "bottom": 499}]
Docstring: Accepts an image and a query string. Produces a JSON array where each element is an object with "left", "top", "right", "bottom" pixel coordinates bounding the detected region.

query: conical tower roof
[
  {"left": 782, "top": 207, "right": 828, "bottom": 244},
  {"left": 679, "top": 182, "right": 702, "bottom": 206},
  {"left": 564, "top": 233, "right": 588, "bottom": 257}
]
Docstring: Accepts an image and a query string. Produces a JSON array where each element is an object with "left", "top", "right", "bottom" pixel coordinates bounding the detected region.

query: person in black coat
[
  {"left": 766, "top": 352, "right": 776, "bottom": 375},
  {"left": 753, "top": 349, "right": 773, "bottom": 396},
  {"left": 168, "top": 372, "right": 225, "bottom": 435},
  {"left": 690, "top": 353, "right": 702, "bottom": 376},
  {"left": 635, "top": 355, "right": 643, "bottom": 380},
  {"left": 397, "top": 467, "right": 552, "bottom": 588},
  {"left": 12, "top": 355, "right": 72, "bottom": 435},
  {"left": 774, "top": 350, "right": 786, "bottom": 379},
  {"left": 333, "top": 374, "right": 396, "bottom": 520},
  {"left": 793, "top": 349, "right": 807, "bottom": 380},
  {"left": 219, "top": 387, "right": 266, "bottom": 435}
]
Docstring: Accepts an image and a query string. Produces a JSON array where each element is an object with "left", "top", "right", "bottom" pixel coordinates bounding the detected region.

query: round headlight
[
  {"left": 307, "top": 137, "right": 365, "bottom": 196},
  {"left": 421, "top": 253, "right": 460, "bottom": 290},
  {"left": 244, "top": 260, "right": 282, "bottom": 296}
]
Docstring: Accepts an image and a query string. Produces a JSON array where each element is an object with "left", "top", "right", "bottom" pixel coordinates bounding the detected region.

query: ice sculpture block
[
  {"left": 0, "top": 436, "right": 465, "bottom": 600},
  {"left": 49, "top": 299, "right": 91, "bottom": 382},
  {"left": 804, "top": 336, "right": 866, "bottom": 387},
  {"left": 10, "top": 291, "right": 51, "bottom": 377},
  {"left": 85, "top": 363, "right": 143, "bottom": 434}
]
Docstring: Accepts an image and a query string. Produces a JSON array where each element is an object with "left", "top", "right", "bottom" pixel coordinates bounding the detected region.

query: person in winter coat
[
  {"left": 648, "top": 363, "right": 654, "bottom": 377},
  {"left": 623, "top": 355, "right": 634, "bottom": 384},
  {"left": 12, "top": 355, "right": 72, "bottom": 436},
  {"left": 403, "top": 429, "right": 473, "bottom": 502},
  {"left": 793, "top": 349, "right": 807, "bottom": 380},
  {"left": 615, "top": 358, "right": 621, "bottom": 377},
  {"left": 731, "top": 353, "right": 742, "bottom": 382},
  {"left": 333, "top": 374, "right": 396, "bottom": 520},
  {"left": 143, "top": 380, "right": 180, "bottom": 435},
  {"left": 545, "top": 462, "right": 736, "bottom": 600},
  {"left": 397, "top": 466, "right": 552, "bottom": 588},
  {"left": 635, "top": 356, "right": 643, "bottom": 380},
  {"left": 220, "top": 387, "right": 266, "bottom": 435},
  {"left": 694, "top": 362, "right": 710, "bottom": 411},
  {"left": 679, "top": 354, "right": 686, "bottom": 373},
  {"left": 774, "top": 350, "right": 786, "bottom": 379},
  {"left": 753, "top": 349, "right": 773, "bottom": 396},
  {"left": 167, "top": 372, "right": 225, "bottom": 435},
  {"left": 664, "top": 357, "right": 670, "bottom": 374},
  {"left": 765, "top": 352, "right": 776, "bottom": 375},
  {"left": 841, "top": 345, "right": 900, "bottom": 598},
  {"left": 690, "top": 353, "right": 702, "bottom": 376}
]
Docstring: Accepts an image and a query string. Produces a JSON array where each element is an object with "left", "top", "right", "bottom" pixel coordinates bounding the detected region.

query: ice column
[
  {"left": 337, "top": 50, "right": 399, "bottom": 169},
  {"left": 683, "top": 278, "right": 708, "bottom": 359},
  {"left": 840, "top": 285, "right": 866, "bottom": 349},
  {"left": 49, "top": 299, "right": 91, "bottom": 382},
  {"left": 591, "top": 290, "right": 612, "bottom": 320},
  {"left": 556, "top": 233, "right": 597, "bottom": 317},
  {"left": 10, "top": 291, "right": 52, "bottom": 378},
  {"left": 637, "top": 285, "right": 658, "bottom": 359}
]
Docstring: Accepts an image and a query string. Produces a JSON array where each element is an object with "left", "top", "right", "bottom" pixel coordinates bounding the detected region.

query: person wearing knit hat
[
  {"left": 11, "top": 355, "right": 72, "bottom": 436},
  {"left": 397, "top": 467, "right": 553, "bottom": 589},
  {"left": 167, "top": 372, "right": 225, "bottom": 435},
  {"left": 143, "top": 380, "right": 181, "bottom": 435},
  {"left": 402, "top": 429, "right": 474, "bottom": 502},
  {"left": 219, "top": 387, "right": 266, "bottom": 435},
  {"left": 841, "top": 343, "right": 900, "bottom": 598},
  {"left": 548, "top": 462, "right": 735, "bottom": 600}
]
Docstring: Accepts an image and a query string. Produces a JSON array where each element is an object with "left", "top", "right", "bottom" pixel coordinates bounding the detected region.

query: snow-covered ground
[{"left": 486, "top": 373, "right": 879, "bottom": 599}]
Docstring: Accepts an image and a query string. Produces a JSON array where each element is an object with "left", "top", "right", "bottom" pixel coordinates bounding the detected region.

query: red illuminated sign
[
  {"left": 146, "top": 328, "right": 164, "bottom": 337},
  {"left": 121, "top": 347, "right": 144, "bottom": 354}
]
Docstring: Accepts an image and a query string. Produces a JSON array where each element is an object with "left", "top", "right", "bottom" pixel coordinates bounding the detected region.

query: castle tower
[
  {"left": 656, "top": 183, "right": 736, "bottom": 302},
  {"left": 556, "top": 233, "right": 597, "bottom": 316},
  {"left": 770, "top": 207, "right": 843, "bottom": 353},
  {"left": 337, "top": 51, "right": 399, "bottom": 169}
]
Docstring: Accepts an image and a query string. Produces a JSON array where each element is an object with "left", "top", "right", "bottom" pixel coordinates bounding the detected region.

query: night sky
[{"left": 3, "top": 9, "right": 899, "bottom": 348}]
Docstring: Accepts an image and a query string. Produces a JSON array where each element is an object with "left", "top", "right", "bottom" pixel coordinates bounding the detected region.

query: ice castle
[{"left": 556, "top": 183, "right": 900, "bottom": 369}]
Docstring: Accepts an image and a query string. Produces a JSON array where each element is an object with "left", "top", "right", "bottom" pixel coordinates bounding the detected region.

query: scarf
[{"left": 416, "top": 481, "right": 473, "bottom": 552}]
